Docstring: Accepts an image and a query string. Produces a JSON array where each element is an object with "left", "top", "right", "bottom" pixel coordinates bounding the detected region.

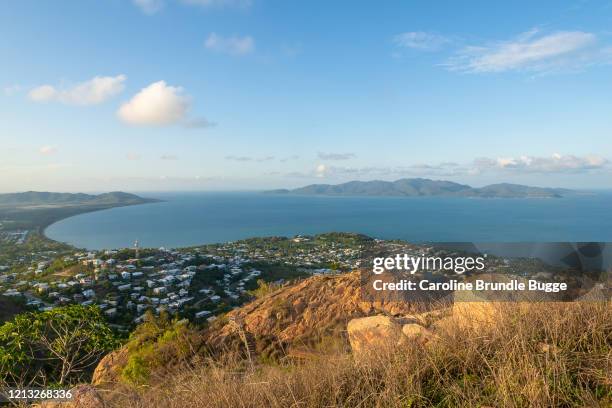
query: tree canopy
[{"left": 0, "top": 305, "right": 120, "bottom": 386}]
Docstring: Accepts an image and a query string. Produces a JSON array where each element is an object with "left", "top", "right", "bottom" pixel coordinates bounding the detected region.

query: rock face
[
  {"left": 91, "top": 347, "right": 129, "bottom": 386},
  {"left": 205, "top": 272, "right": 423, "bottom": 357},
  {"left": 347, "top": 315, "right": 403, "bottom": 353}
]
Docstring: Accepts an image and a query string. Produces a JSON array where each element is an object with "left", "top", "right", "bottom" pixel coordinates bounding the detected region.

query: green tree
[{"left": 0, "top": 305, "right": 120, "bottom": 387}]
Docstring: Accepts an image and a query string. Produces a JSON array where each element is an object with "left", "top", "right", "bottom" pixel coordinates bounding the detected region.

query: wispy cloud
[
  {"left": 3, "top": 84, "right": 22, "bottom": 96},
  {"left": 277, "top": 154, "right": 609, "bottom": 181},
  {"left": 183, "top": 117, "right": 217, "bottom": 129},
  {"left": 394, "top": 31, "right": 449, "bottom": 51},
  {"left": 160, "top": 154, "right": 179, "bottom": 160},
  {"left": 180, "top": 0, "right": 252, "bottom": 8},
  {"left": 28, "top": 75, "right": 126, "bottom": 105},
  {"left": 472, "top": 153, "right": 609, "bottom": 174},
  {"left": 225, "top": 155, "right": 275, "bottom": 162},
  {"left": 126, "top": 153, "right": 141, "bottom": 161},
  {"left": 0, "top": 163, "right": 72, "bottom": 176},
  {"left": 205, "top": 33, "right": 255, "bottom": 56},
  {"left": 279, "top": 155, "right": 300, "bottom": 163},
  {"left": 39, "top": 146, "right": 57, "bottom": 156},
  {"left": 280, "top": 42, "right": 302, "bottom": 58},
  {"left": 133, "top": 0, "right": 164, "bottom": 14},
  {"left": 135, "top": 0, "right": 250, "bottom": 14},
  {"left": 317, "top": 152, "right": 356, "bottom": 161},
  {"left": 445, "top": 30, "right": 604, "bottom": 73}
]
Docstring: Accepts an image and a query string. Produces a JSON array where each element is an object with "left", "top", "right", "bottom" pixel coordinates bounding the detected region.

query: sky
[{"left": 1, "top": 0, "right": 612, "bottom": 192}]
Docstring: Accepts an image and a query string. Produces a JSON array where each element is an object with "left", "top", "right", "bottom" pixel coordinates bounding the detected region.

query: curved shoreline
[{"left": 40, "top": 201, "right": 162, "bottom": 248}]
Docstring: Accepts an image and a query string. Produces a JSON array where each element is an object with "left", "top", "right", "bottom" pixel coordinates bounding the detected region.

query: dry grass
[{"left": 104, "top": 301, "right": 611, "bottom": 408}]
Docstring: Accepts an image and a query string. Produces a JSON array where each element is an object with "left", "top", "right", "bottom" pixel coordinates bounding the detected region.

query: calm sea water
[{"left": 45, "top": 192, "right": 612, "bottom": 250}]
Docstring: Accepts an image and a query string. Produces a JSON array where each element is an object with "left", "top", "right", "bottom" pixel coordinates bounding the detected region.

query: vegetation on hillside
[
  {"left": 104, "top": 301, "right": 610, "bottom": 408},
  {"left": 119, "top": 312, "right": 202, "bottom": 386},
  {"left": 0, "top": 191, "right": 157, "bottom": 207},
  {"left": 0, "top": 305, "right": 120, "bottom": 387}
]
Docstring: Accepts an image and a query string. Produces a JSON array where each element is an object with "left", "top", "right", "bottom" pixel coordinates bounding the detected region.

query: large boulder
[{"left": 347, "top": 315, "right": 403, "bottom": 353}]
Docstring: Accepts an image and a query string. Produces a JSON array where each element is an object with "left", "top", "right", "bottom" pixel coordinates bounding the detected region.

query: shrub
[
  {"left": 0, "top": 305, "right": 120, "bottom": 387},
  {"left": 119, "top": 313, "right": 202, "bottom": 387}
]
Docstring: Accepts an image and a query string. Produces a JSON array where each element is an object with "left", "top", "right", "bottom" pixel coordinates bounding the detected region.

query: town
[
  {"left": 0, "top": 233, "right": 377, "bottom": 330},
  {"left": 0, "top": 229, "right": 580, "bottom": 331}
]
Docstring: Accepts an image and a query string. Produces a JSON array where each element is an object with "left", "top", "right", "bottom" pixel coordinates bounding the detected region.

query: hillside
[
  {"left": 92, "top": 272, "right": 431, "bottom": 385},
  {"left": 0, "top": 191, "right": 160, "bottom": 232},
  {"left": 92, "top": 271, "right": 610, "bottom": 408},
  {"left": 0, "top": 191, "right": 158, "bottom": 207},
  {"left": 267, "top": 178, "right": 573, "bottom": 198}
]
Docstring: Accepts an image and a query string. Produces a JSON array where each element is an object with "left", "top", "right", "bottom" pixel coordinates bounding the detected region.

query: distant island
[{"left": 267, "top": 178, "right": 574, "bottom": 198}]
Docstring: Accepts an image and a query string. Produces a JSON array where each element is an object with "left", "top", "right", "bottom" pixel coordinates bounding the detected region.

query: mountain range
[{"left": 267, "top": 178, "right": 573, "bottom": 198}]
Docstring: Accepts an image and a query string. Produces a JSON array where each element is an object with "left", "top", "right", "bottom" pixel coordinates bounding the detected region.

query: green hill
[{"left": 0, "top": 191, "right": 158, "bottom": 207}]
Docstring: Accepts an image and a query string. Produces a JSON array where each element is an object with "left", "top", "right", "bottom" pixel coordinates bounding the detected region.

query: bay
[{"left": 45, "top": 192, "right": 612, "bottom": 250}]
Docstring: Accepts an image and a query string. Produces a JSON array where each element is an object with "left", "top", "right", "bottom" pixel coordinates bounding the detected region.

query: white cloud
[
  {"left": 160, "top": 154, "right": 178, "bottom": 160},
  {"left": 446, "top": 30, "right": 600, "bottom": 73},
  {"left": 117, "top": 81, "right": 191, "bottom": 126},
  {"left": 133, "top": 0, "right": 164, "bottom": 14},
  {"left": 205, "top": 33, "right": 255, "bottom": 55},
  {"left": 126, "top": 152, "right": 141, "bottom": 161},
  {"left": 473, "top": 153, "right": 609, "bottom": 173},
  {"left": 28, "top": 75, "right": 126, "bottom": 105},
  {"left": 394, "top": 32, "right": 449, "bottom": 51},
  {"left": 29, "top": 85, "right": 57, "bottom": 102},
  {"left": 315, "top": 164, "right": 328, "bottom": 178},
  {"left": 39, "top": 146, "right": 57, "bottom": 156}
]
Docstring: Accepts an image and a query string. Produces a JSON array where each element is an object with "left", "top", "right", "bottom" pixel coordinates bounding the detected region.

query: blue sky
[{"left": 1, "top": 0, "right": 612, "bottom": 192}]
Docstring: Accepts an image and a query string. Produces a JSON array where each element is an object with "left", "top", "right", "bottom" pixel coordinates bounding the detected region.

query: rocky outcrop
[
  {"left": 347, "top": 315, "right": 403, "bottom": 353},
  {"left": 347, "top": 314, "right": 439, "bottom": 354},
  {"left": 204, "top": 272, "right": 426, "bottom": 357},
  {"left": 91, "top": 347, "right": 129, "bottom": 386}
]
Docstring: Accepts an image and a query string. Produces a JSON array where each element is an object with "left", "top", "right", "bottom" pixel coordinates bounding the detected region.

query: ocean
[{"left": 45, "top": 192, "right": 612, "bottom": 250}]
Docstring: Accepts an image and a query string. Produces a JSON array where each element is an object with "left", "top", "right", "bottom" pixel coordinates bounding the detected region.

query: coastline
[{"left": 41, "top": 200, "right": 163, "bottom": 245}]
